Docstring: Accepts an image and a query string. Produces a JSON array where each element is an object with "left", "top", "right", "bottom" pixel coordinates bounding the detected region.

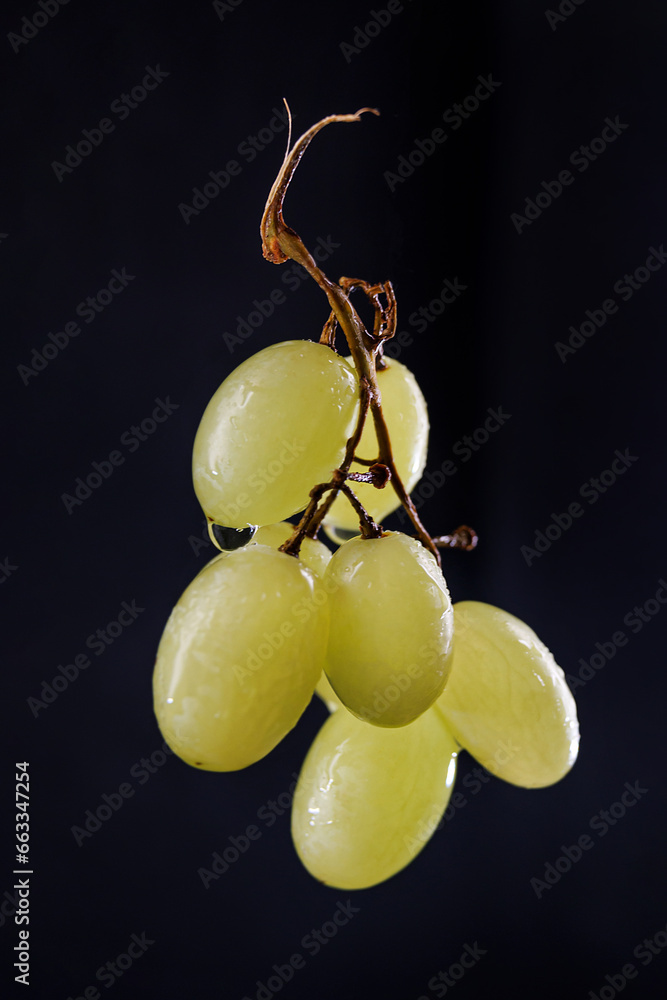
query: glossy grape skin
[
  {"left": 251, "top": 522, "right": 332, "bottom": 580},
  {"left": 323, "top": 356, "right": 428, "bottom": 536},
  {"left": 314, "top": 671, "right": 342, "bottom": 712},
  {"left": 323, "top": 532, "right": 454, "bottom": 727},
  {"left": 246, "top": 524, "right": 339, "bottom": 711},
  {"left": 192, "top": 340, "right": 358, "bottom": 528},
  {"left": 435, "top": 601, "right": 580, "bottom": 788},
  {"left": 254, "top": 524, "right": 337, "bottom": 716},
  {"left": 291, "top": 706, "right": 458, "bottom": 890},
  {"left": 153, "top": 545, "right": 328, "bottom": 771}
]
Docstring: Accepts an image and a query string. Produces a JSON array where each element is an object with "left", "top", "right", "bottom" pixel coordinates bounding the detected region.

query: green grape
[
  {"left": 193, "top": 340, "right": 358, "bottom": 529},
  {"left": 435, "top": 601, "right": 580, "bottom": 788},
  {"left": 323, "top": 531, "right": 454, "bottom": 727},
  {"left": 153, "top": 544, "right": 328, "bottom": 771},
  {"left": 314, "top": 671, "right": 342, "bottom": 712},
  {"left": 323, "top": 356, "right": 428, "bottom": 536},
  {"left": 291, "top": 705, "right": 458, "bottom": 889},
  {"left": 251, "top": 521, "right": 332, "bottom": 579}
]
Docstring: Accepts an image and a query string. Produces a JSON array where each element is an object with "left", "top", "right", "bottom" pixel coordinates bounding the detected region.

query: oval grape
[
  {"left": 153, "top": 545, "right": 328, "bottom": 771},
  {"left": 192, "top": 340, "right": 358, "bottom": 528},
  {"left": 323, "top": 531, "right": 454, "bottom": 727},
  {"left": 435, "top": 601, "right": 580, "bottom": 788},
  {"left": 292, "top": 706, "right": 458, "bottom": 889}
]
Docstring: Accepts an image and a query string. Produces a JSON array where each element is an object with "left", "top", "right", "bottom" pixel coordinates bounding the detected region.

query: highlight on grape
[{"left": 152, "top": 104, "right": 581, "bottom": 890}]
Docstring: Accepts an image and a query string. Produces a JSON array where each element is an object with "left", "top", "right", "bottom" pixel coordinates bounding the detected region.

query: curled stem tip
[
  {"left": 260, "top": 107, "right": 380, "bottom": 265},
  {"left": 432, "top": 526, "right": 479, "bottom": 552}
]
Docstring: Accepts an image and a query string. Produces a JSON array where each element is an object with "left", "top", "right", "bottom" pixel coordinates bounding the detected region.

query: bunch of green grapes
[{"left": 152, "top": 106, "right": 580, "bottom": 892}]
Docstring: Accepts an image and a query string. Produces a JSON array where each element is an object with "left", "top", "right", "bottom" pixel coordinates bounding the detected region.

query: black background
[{"left": 3, "top": 1, "right": 666, "bottom": 998}]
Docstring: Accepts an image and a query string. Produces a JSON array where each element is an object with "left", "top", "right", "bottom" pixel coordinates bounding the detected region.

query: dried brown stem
[
  {"left": 319, "top": 312, "right": 338, "bottom": 349},
  {"left": 261, "top": 107, "right": 441, "bottom": 564},
  {"left": 261, "top": 106, "right": 380, "bottom": 267},
  {"left": 339, "top": 276, "right": 397, "bottom": 351},
  {"left": 339, "top": 482, "right": 382, "bottom": 538},
  {"left": 346, "top": 463, "right": 391, "bottom": 488},
  {"left": 432, "top": 526, "right": 479, "bottom": 552}
]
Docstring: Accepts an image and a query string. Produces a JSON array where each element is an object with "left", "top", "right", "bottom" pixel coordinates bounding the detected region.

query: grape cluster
[{"left": 152, "top": 107, "right": 580, "bottom": 891}]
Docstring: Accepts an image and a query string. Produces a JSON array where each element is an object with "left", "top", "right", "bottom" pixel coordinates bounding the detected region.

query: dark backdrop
[{"left": 3, "top": 1, "right": 666, "bottom": 998}]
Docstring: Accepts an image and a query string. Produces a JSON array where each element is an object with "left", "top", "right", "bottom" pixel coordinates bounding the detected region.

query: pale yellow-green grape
[
  {"left": 292, "top": 706, "right": 458, "bottom": 889},
  {"left": 153, "top": 545, "right": 328, "bottom": 771},
  {"left": 324, "top": 531, "right": 454, "bottom": 727},
  {"left": 193, "top": 341, "right": 358, "bottom": 529},
  {"left": 314, "top": 671, "right": 342, "bottom": 712},
  {"left": 251, "top": 522, "right": 332, "bottom": 580},
  {"left": 323, "top": 357, "right": 428, "bottom": 538},
  {"left": 435, "top": 601, "right": 580, "bottom": 788}
]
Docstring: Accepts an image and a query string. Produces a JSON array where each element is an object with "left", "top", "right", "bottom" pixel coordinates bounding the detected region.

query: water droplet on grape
[{"left": 208, "top": 522, "right": 257, "bottom": 551}]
